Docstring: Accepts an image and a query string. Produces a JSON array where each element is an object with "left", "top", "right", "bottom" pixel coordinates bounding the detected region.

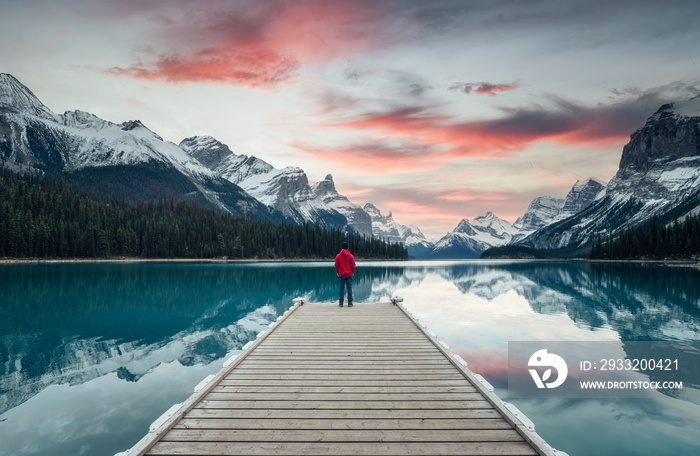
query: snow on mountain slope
[
  {"left": 65, "top": 117, "right": 211, "bottom": 177},
  {"left": 560, "top": 178, "right": 607, "bottom": 217},
  {"left": 180, "top": 136, "right": 372, "bottom": 235},
  {"left": 312, "top": 175, "right": 372, "bottom": 235},
  {"left": 510, "top": 178, "right": 606, "bottom": 244},
  {"left": 0, "top": 74, "right": 277, "bottom": 220},
  {"left": 0, "top": 75, "right": 209, "bottom": 177},
  {"left": 179, "top": 135, "right": 239, "bottom": 171},
  {"left": 428, "top": 212, "right": 518, "bottom": 259},
  {"left": 0, "top": 74, "right": 57, "bottom": 121},
  {"left": 513, "top": 196, "right": 565, "bottom": 233},
  {"left": 524, "top": 95, "right": 700, "bottom": 249},
  {"left": 363, "top": 203, "right": 433, "bottom": 257},
  {"left": 424, "top": 175, "right": 607, "bottom": 258}
]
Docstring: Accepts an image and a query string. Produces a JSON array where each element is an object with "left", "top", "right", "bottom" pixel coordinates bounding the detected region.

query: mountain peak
[
  {"left": 119, "top": 120, "right": 163, "bottom": 141},
  {"left": 363, "top": 202, "right": 381, "bottom": 216},
  {"left": 560, "top": 178, "right": 606, "bottom": 218},
  {"left": 620, "top": 95, "right": 700, "bottom": 174},
  {"left": 656, "top": 94, "right": 700, "bottom": 120},
  {"left": 513, "top": 195, "right": 566, "bottom": 232},
  {"left": 525, "top": 96, "right": 700, "bottom": 250},
  {"left": 179, "top": 135, "right": 235, "bottom": 170},
  {"left": 644, "top": 94, "right": 700, "bottom": 130},
  {"left": 362, "top": 203, "right": 397, "bottom": 221},
  {"left": 181, "top": 135, "right": 224, "bottom": 150},
  {"left": 476, "top": 211, "right": 495, "bottom": 220},
  {"left": 428, "top": 212, "right": 517, "bottom": 259},
  {"left": 0, "top": 73, "right": 56, "bottom": 119},
  {"left": 315, "top": 174, "right": 337, "bottom": 195},
  {"left": 120, "top": 119, "right": 146, "bottom": 131},
  {"left": 572, "top": 177, "right": 605, "bottom": 190},
  {"left": 459, "top": 212, "right": 513, "bottom": 232}
]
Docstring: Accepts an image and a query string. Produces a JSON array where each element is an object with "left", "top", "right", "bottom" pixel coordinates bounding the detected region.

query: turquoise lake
[{"left": 1, "top": 261, "right": 699, "bottom": 456}]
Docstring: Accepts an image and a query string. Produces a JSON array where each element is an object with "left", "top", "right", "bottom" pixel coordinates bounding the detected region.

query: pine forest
[
  {"left": 0, "top": 170, "right": 408, "bottom": 260},
  {"left": 590, "top": 214, "right": 700, "bottom": 260}
]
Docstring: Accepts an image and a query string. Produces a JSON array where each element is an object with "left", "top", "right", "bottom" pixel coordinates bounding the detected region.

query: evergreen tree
[{"left": 0, "top": 169, "right": 408, "bottom": 260}]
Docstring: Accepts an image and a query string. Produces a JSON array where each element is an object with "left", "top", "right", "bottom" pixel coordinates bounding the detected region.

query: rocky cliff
[
  {"left": 0, "top": 74, "right": 278, "bottom": 221},
  {"left": 181, "top": 136, "right": 372, "bottom": 235},
  {"left": 524, "top": 95, "right": 700, "bottom": 249},
  {"left": 364, "top": 203, "right": 433, "bottom": 257}
]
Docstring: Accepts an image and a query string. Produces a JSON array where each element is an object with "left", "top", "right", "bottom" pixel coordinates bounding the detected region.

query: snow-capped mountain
[
  {"left": 513, "top": 196, "right": 565, "bottom": 233},
  {"left": 561, "top": 177, "right": 607, "bottom": 216},
  {"left": 427, "top": 212, "right": 519, "bottom": 259},
  {"left": 363, "top": 203, "right": 433, "bottom": 257},
  {"left": 524, "top": 95, "right": 700, "bottom": 249},
  {"left": 0, "top": 74, "right": 278, "bottom": 221},
  {"left": 424, "top": 177, "right": 607, "bottom": 258},
  {"left": 511, "top": 178, "right": 606, "bottom": 243},
  {"left": 180, "top": 135, "right": 372, "bottom": 235}
]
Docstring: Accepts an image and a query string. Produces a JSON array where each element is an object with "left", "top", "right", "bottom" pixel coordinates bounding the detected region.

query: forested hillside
[
  {"left": 590, "top": 214, "right": 700, "bottom": 260},
  {"left": 0, "top": 170, "right": 408, "bottom": 260}
]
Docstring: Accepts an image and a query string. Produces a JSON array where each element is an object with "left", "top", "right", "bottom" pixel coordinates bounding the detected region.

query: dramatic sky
[{"left": 1, "top": 0, "right": 699, "bottom": 238}]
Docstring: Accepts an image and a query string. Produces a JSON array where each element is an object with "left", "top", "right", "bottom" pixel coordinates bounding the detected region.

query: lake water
[{"left": 1, "top": 261, "right": 699, "bottom": 456}]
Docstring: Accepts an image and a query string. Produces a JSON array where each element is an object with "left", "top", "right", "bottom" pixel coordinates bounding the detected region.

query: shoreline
[
  {"left": 0, "top": 257, "right": 408, "bottom": 264},
  {"left": 1, "top": 257, "right": 697, "bottom": 267}
]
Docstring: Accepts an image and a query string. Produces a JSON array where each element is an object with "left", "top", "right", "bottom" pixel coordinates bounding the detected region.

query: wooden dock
[{"left": 124, "top": 301, "right": 559, "bottom": 456}]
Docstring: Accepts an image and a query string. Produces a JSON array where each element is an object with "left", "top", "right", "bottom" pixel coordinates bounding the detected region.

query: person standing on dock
[{"left": 335, "top": 241, "right": 355, "bottom": 307}]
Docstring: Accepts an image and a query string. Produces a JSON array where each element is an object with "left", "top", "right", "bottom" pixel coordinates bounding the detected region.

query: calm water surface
[{"left": 1, "top": 261, "right": 699, "bottom": 456}]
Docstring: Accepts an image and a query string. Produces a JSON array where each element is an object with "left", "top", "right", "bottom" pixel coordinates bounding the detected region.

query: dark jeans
[{"left": 338, "top": 276, "right": 353, "bottom": 303}]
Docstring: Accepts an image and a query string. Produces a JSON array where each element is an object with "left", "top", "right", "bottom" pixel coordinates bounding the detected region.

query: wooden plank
[
  {"left": 221, "top": 374, "right": 469, "bottom": 381},
  {"left": 174, "top": 417, "right": 513, "bottom": 430},
  {"left": 196, "top": 400, "right": 494, "bottom": 409},
  {"left": 217, "top": 379, "right": 474, "bottom": 387},
  {"left": 185, "top": 408, "right": 506, "bottom": 420},
  {"left": 247, "top": 348, "right": 442, "bottom": 353},
  {"left": 146, "top": 441, "right": 538, "bottom": 455},
  {"left": 204, "top": 392, "right": 486, "bottom": 401},
  {"left": 257, "top": 345, "right": 433, "bottom": 348},
  {"left": 243, "top": 353, "right": 448, "bottom": 358},
  {"left": 238, "top": 360, "right": 450, "bottom": 365},
  {"left": 161, "top": 428, "right": 525, "bottom": 442},
  {"left": 240, "top": 358, "right": 450, "bottom": 363},
  {"left": 248, "top": 350, "right": 441, "bottom": 355},
  {"left": 239, "top": 357, "right": 453, "bottom": 363},
  {"left": 231, "top": 368, "right": 460, "bottom": 375},
  {"left": 211, "top": 385, "right": 478, "bottom": 393}
]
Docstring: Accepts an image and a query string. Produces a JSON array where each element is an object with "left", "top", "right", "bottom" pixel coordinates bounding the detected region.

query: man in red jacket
[{"left": 335, "top": 242, "right": 356, "bottom": 307}]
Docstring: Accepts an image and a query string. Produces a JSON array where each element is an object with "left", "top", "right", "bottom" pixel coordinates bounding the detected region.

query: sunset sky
[{"left": 2, "top": 0, "right": 699, "bottom": 238}]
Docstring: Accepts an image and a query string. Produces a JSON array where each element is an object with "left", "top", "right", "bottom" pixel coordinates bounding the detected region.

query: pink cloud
[
  {"left": 474, "top": 83, "right": 518, "bottom": 96},
  {"left": 294, "top": 139, "right": 444, "bottom": 175},
  {"left": 438, "top": 190, "right": 511, "bottom": 203},
  {"left": 454, "top": 82, "right": 519, "bottom": 96},
  {"left": 107, "top": 0, "right": 390, "bottom": 88},
  {"left": 109, "top": 48, "right": 299, "bottom": 88},
  {"left": 325, "top": 101, "right": 633, "bottom": 159},
  {"left": 325, "top": 106, "right": 540, "bottom": 156}
]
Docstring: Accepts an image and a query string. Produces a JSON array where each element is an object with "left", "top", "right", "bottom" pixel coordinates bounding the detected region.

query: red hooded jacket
[{"left": 335, "top": 249, "right": 356, "bottom": 277}]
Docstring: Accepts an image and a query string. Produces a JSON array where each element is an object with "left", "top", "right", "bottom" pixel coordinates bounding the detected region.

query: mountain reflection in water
[{"left": 0, "top": 261, "right": 698, "bottom": 456}]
